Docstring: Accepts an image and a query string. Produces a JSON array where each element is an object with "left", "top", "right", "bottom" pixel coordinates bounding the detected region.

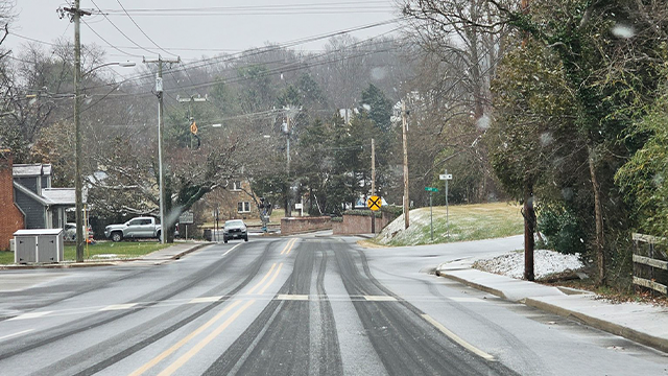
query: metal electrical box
[{"left": 14, "top": 229, "right": 64, "bottom": 264}]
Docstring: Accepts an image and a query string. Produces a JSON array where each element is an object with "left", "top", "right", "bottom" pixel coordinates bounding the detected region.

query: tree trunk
[
  {"left": 523, "top": 183, "right": 535, "bottom": 281},
  {"left": 588, "top": 146, "right": 606, "bottom": 285}
]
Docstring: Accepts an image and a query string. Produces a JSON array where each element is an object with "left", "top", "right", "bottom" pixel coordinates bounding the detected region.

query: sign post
[
  {"left": 367, "top": 195, "right": 382, "bottom": 234},
  {"left": 439, "top": 171, "right": 453, "bottom": 237},
  {"left": 425, "top": 187, "right": 439, "bottom": 241},
  {"left": 179, "top": 211, "right": 194, "bottom": 240}
]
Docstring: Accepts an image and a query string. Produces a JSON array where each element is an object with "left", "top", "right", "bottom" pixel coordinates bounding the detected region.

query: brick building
[{"left": 0, "top": 152, "right": 24, "bottom": 251}]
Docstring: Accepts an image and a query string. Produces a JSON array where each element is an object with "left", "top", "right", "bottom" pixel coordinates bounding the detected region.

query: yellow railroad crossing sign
[
  {"left": 367, "top": 195, "right": 382, "bottom": 211},
  {"left": 190, "top": 121, "right": 198, "bottom": 135}
]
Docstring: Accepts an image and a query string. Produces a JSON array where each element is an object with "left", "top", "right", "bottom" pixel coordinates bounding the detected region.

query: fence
[{"left": 632, "top": 233, "right": 668, "bottom": 295}]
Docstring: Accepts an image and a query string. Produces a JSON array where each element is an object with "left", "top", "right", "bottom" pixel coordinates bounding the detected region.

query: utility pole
[
  {"left": 371, "top": 138, "right": 376, "bottom": 234},
  {"left": 144, "top": 55, "right": 180, "bottom": 244},
  {"left": 60, "top": 2, "right": 91, "bottom": 263},
  {"left": 402, "top": 100, "right": 410, "bottom": 230}
]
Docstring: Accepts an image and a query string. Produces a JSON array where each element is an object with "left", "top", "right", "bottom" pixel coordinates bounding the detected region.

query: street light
[{"left": 74, "top": 61, "right": 135, "bottom": 262}]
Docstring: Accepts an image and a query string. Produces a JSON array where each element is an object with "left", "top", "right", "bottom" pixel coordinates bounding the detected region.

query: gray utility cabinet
[{"left": 14, "top": 229, "right": 64, "bottom": 264}]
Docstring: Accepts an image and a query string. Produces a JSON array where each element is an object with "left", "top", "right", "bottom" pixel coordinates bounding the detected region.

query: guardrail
[{"left": 632, "top": 233, "right": 668, "bottom": 295}]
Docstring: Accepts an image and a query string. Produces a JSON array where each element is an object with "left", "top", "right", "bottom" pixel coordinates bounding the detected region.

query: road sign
[
  {"left": 190, "top": 121, "right": 198, "bottom": 134},
  {"left": 367, "top": 195, "right": 382, "bottom": 211},
  {"left": 439, "top": 174, "right": 453, "bottom": 180},
  {"left": 179, "top": 211, "right": 194, "bottom": 224},
  {"left": 425, "top": 187, "right": 439, "bottom": 192}
]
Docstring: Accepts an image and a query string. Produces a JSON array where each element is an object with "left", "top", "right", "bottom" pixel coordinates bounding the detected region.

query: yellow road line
[
  {"left": 421, "top": 314, "right": 496, "bottom": 361},
  {"left": 280, "top": 238, "right": 297, "bottom": 255},
  {"left": 285, "top": 238, "right": 298, "bottom": 255},
  {"left": 157, "top": 300, "right": 255, "bottom": 376},
  {"left": 128, "top": 300, "right": 243, "bottom": 376},
  {"left": 246, "top": 263, "right": 276, "bottom": 295},
  {"left": 258, "top": 263, "right": 283, "bottom": 295}
]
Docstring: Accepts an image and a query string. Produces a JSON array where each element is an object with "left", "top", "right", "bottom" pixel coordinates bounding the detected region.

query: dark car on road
[{"left": 223, "top": 219, "right": 248, "bottom": 243}]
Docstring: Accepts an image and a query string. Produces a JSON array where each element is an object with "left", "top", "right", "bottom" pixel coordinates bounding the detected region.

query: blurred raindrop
[
  {"left": 476, "top": 114, "right": 491, "bottom": 130},
  {"left": 612, "top": 24, "right": 635, "bottom": 39}
]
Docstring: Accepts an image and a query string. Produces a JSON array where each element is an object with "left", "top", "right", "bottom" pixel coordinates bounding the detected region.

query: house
[
  {"left": 13, "top": 163, "right": 80, "bottom": 231},
  {"left": 0, "top": 150, "right": 81, "bottom": 251}
]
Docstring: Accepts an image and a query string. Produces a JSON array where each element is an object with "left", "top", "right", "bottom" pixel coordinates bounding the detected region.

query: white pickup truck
[{"left": 104, "top": 217, "right": 162, "bottom": 242}]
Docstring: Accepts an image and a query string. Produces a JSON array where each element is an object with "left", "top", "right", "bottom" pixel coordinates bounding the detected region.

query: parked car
[
  {"left": 64, "top": 223, "right": 93, "bottom": 242},
  {"left": 104, "top": 217, "right": 162, "bottom": 242},
  {"left": 223, "top": 219, "right": 248, "bottom": 243}
]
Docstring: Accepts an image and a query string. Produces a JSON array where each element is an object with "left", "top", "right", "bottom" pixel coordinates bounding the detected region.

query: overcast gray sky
[{"left": 7, "top": 0, "right": 401, "bottom": 63}]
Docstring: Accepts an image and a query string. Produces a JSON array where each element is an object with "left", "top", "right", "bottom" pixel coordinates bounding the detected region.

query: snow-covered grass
[
  {"left": 473, "top": 249, "right": 584, "bottom": 280},
  {"left": 375, "top": 202, "right": 523, "bottom": 246}
]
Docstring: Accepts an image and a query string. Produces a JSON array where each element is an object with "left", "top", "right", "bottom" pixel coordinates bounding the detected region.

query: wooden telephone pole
[
  {"left": 144, "top": 56, "right": 180, "bottom": 243},
  {"left": 402, "top": 100, "right": 409, "bottom": 230},
  {"left": 60, "top": 1, "right": 91, "bottom": 262}
]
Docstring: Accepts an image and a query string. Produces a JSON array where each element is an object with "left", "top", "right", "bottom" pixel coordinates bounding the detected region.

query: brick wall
[
  {"left": 332, "top": 212, "right": 395, "bottom": 235},
  {"left": 281, "top": 216, "right": 332, "bottom": 235},
  {"left": 0, "top": 152, "right": 25, "bottom": 251}
]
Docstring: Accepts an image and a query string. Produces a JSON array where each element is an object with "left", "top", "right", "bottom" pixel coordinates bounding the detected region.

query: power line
[
  {"left": 79, "top": 18, "right": 402, "bottom": 92},
  {"left": 81, "top": 19, "right": 144, "bottom": 58},
  {"left": 89, "top": 0, "right": 157, "bottom": 56},
  {"left": 115, "top": 0, "right": 179, "bottom": 58}
]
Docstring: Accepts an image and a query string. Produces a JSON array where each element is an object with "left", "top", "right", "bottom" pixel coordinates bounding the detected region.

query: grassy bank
[
  {"left": 372, "top": 202, "right": 524, "bottom": 247},
  {"left": 0, "top": 241, "right": 170, "bottom": 265}
]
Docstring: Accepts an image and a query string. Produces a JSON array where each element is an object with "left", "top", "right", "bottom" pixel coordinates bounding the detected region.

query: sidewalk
[{"left": 437, "top": 259, "right": 668, "bottom": 353}]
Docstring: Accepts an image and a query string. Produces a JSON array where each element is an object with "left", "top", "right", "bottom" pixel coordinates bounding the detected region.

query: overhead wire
[
  {"left": 89, "top": 0, "right": 158, "bottom": 56},
  {"left": 114, "top": 0, "right": 179, "bottom": 58},
  {"left": 81, "top": 19, "right": 144, "bottom": 58},
  {"left": 78, "top": 18, "right": 403, "bottom": 93}
]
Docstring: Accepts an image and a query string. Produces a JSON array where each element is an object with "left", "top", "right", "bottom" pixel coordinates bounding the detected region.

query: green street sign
[{"left": 425, "top": 187, "right": 439, "bottom": 192}]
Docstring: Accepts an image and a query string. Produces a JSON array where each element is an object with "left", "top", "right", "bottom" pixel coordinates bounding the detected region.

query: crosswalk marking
[
  {"left": 364, "top": 296, "right": 397, "bottom": 302},
  {"left": 189, "top": 296, "right": 222, "bottom": 304},
  {"left": 8, "top": 311, "right": 52, "bottom": 321},
  {"left": 277, "top": 294, "right": 309, "bottom": 301},
  {"left": 100, "top": 303, "right": 139, "bottom": 311}
]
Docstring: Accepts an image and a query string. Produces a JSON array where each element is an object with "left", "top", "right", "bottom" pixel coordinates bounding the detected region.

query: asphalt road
[{"left": 0, "top": 235, "right": 666, "bottom": 376}]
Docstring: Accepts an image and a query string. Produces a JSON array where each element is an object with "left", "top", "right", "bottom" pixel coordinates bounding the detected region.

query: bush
[
  {"left": 537, "top": 204, "right": 587, "bottom": 255},
  {"left": 343, "top": 209, "right": 382, "bottom": 218}
]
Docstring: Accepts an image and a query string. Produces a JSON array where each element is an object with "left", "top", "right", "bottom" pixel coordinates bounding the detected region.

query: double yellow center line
[
  {"left": 129, "top": 300, "right": 255, "bottom": 376},
  {"left": 128, "top": 238, "right": 296, "bottom": 376},
  {"left": 280, "top": 237, "right": 298, "bottom": 255}
]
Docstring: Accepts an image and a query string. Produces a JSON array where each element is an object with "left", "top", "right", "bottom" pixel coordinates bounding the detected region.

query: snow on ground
[
  {"left": 474, "top": 249, "right": 584, "bottom": 280},
  {"left": 377, "top": 210, "right": 437, "bottom": 245}
]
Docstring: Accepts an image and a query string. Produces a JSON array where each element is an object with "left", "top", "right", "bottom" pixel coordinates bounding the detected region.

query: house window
[
  {"left": 232, "top": 181, "right": 242, "bottom": 191},
  {"left": 237, "top": 202, "right": 251, "bottom": 213}
]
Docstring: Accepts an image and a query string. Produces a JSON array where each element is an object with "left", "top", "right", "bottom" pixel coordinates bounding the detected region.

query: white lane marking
[
  {"left": 9, "top": 311, "right": 52, "bottom": 321},
  {"left": 0, "top": 329, "right": 34, "bottom": 340},
  {"left": 188, "top": 296, "right": 222, "bottom": 304},
  {"left": 100, "top": 303, "right": 139, "bottom": 311},
  {"left": 449, "top": 297, "right": 486, "bottom": 303},
  {"left": 364, "top": 296, "right": 397, "bottom": 302},
  {"left": 277, "top": 294, "right": 309, "bottom": 301},
  {"left": 422, "top": 314, "right": 496, "bottom": 361},
  {"left": 222, "top": 243, "right": 241, "bottom": 257}
]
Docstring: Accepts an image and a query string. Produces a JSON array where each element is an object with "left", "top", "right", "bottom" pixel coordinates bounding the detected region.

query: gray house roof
[
  {"left": 42, "top": 188, "right": 76, "bottom": 205},
  {"left": 13, "top": 164, "right": 52, "bottom": 177}
]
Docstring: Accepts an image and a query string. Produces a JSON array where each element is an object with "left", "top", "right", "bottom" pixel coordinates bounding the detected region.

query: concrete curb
[
  {"left": 170, "top": 243, "right": 211, "bottom": 260},
  {"left": 436, "top": 270, "right": 508, "bottom": 300},
  {"left": 0, "top": 261, "right": 118, "bottom": 270},
  {"left": 525, "top": 297, "right": 668, "bottom": 354},
  {"left": 436, "top": 261, "right": 668, "bottom": 354},
  {"left": 0, "top": 242, "right": 211, "bottom": 270}
]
